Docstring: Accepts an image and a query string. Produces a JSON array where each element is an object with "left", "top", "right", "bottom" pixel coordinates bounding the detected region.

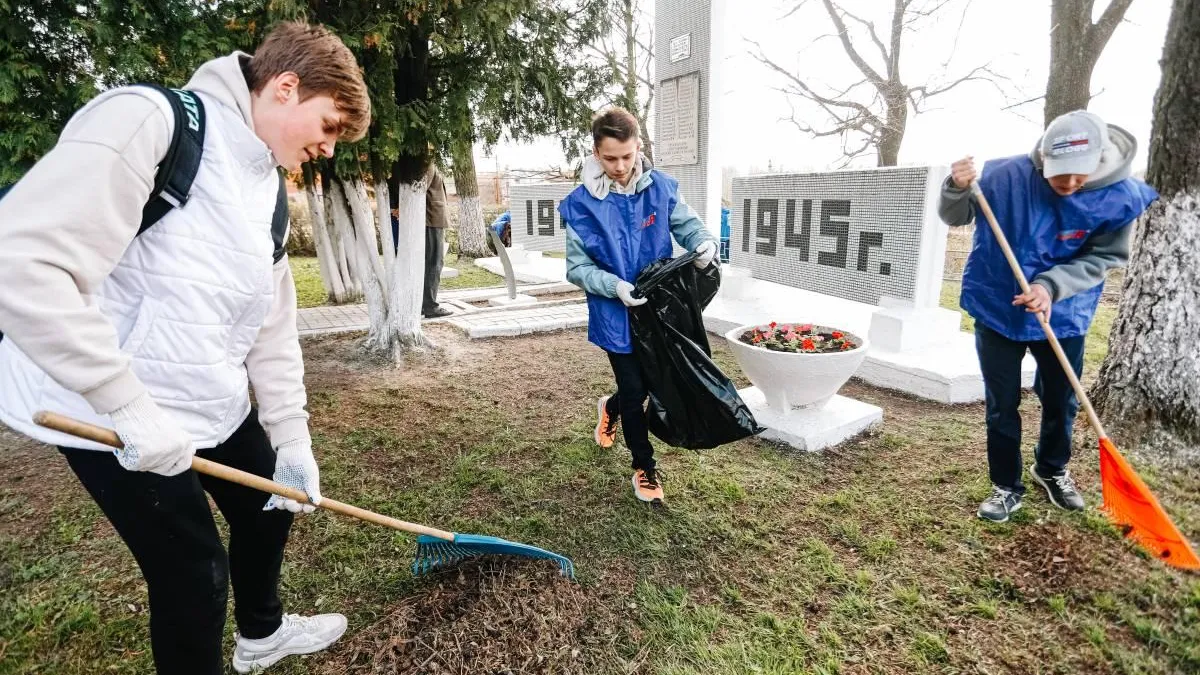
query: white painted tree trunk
[
  {"left": 324, "top": 185, "right": 361, "bottom": 300},
  {"left": 304, "top": 179, "right": 347, "bottom": 302},
  {"left": 339, "top": 176, "right": 390, "bottom": 350},
  {"left": 384, "top": 178, "right": 430, "bottom": 358},
  {"left": 376, "top": 178, "right": 395, "bottom": 276},
  {"left": 456, "top": 195, "right": 488, "bottom": 258},
  {"left": 450, "top": 134, "right": 490, "bottom": 259}
]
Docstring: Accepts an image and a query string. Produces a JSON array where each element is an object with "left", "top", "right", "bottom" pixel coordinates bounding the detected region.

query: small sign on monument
[
  {"left": 669, "top": 33, "right": 691, "bottom": 62},
  {"left": 657, "top": 72, "right": 699, "bottom": 166}
]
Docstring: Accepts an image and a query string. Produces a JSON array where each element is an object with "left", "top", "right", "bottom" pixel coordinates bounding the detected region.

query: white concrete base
[
  {"left": 448, "top": 303, "right": 589, "bottom": 338},
  {"left": 860, "top": 332, "right": 1036, "bottom": 403},
  {"left": 475, "top": 245, "right": 567, "bottom": 284},
  {"left": 704, "top": 269, "right": 1036, "bottom": 404},
  {"left": 440, "top": 267, "right": 460, "bottom": 279},
  {"left": 869, "top": 298, "right": 961, "bottom": 352},
  {"left": 739, "top": 387, "right": 882, "bottom": 452},
  {"left": 487, "top": 293, "right": 537, "bottom": 308}
]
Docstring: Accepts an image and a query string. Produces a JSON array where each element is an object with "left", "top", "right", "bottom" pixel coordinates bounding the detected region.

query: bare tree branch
[
  {"left": 940, "top": 0, "right": 974, "bottom": 67},
  {"left": 748, "top": 41, "right": 880, "bottom": 119},
  {"left": 780, "top": 0, "right": 815, "bottom": 22},
  {"left": 910, "top": 63, "right": 1008, "bottom": 103},
  {"left": 819, "top": 0, "right": 887, "bottom": 87},
  {"left": 754, "top": 0, "right": 1013, "bottom": 166},
  {"left": 904, "top": 0, "right": 955, "bottom": 20},
  {"left": 1090, "top": 0, "right": 1135, "bottom": 59},
  {"left": 837, "top": 7, "right": 891, "bottom": 70},
  {"left": 1001, "top": 93, "right": 1046, "bottom": 111}
]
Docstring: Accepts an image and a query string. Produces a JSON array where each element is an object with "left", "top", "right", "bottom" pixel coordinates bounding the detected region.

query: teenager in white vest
[{"left": 0, "top": 22, "right": 370, "bottom": 674}]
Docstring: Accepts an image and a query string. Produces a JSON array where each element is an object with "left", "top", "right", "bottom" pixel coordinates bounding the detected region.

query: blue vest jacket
[
  {"left": 559, "top": 170, "right": 679, "bottom": 352},
  {"left": 962, "top": 156, "right": 1156, "bottom": 341}
]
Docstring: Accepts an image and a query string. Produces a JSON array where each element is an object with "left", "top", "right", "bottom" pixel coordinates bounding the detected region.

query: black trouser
[
  {"left": 59, "top": 411, "right": 292, "bottom": 675},
  {"left": 423, "top": 226, "right": 445, "bottom": 314},
  {"left": 974, "top": 323, "right": 1086, "bottom": 494},
  {"left": 606, "top": 350, "right": 655, "bottom": 472}
]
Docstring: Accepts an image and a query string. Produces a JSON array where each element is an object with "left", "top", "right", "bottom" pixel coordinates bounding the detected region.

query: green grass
[
  {"left": 440, "top": 253, "right": 506, "bottom": 290},
  {"left": 288, "top": 254, "right": 507, "bottom": 308},
  {"left": 2, "top": 301, "right": 1196, "bottom": 674},
  {"left": 289, "top": 256, "right": 328, "bottom": 309}
]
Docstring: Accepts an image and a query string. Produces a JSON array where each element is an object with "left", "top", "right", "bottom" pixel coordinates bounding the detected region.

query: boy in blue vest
[
  {"left": 939, "top": 110, "right": 1156, "bottom": 523},
  {"left": 561, "top": 108, "right": 718, "bottom": 504}
]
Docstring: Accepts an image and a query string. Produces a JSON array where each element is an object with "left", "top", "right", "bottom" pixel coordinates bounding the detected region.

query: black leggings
[
  {"left": 606, "top": 350, "right": 655, "bottom": 471},
  {"left": 59, "top": 411, "right": 293, "bottom": 675}
]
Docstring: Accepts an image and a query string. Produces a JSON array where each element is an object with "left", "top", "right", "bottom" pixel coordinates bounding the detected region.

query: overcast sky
[{"left": 475, "top": 0, "right": 1169, "bottom": 176}]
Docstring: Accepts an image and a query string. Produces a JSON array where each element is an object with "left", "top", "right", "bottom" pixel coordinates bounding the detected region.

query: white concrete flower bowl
[{"left": 724, "top": 323, "right": 869, "bottom": 412}]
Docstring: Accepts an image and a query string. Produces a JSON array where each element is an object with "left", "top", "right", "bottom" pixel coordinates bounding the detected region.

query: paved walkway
[
  {"left": 297, "top": 282, "right": 585, "bottom": 338},
  {"left": 446, "top": 302, "right": 588, "bottom": 339}
]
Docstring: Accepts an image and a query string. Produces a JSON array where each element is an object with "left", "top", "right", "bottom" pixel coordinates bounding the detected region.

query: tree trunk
[
  {"left": 623, "top": 0, "right": 638, "bottom": 111},
  {"left": 302, "top": 162, "right": 346, "bottom": 303},
  {"left": 1091, "top": 0, "right": 1200, "bottom": 463},
  {"left": 335, "top": 176, "right": 387, "bottom": 349},
  {"left": 374, "top": 161, "right": 395, "bottom": 275},
  {"left": 321, "top": 163, "right": 362, "bottom": 302},
  {"left": 1044, "top": 0, "right": 1135, "bottom": 126},
  {"left": 385, "top": 177, "right": 430, "bottom": 358},
  {"left": 623, "top": 0, "right": 654, "bottom": 162},
  {"left": 371, "top": 21, "right": 434, "bottom": 358},
  {"left": 452, "top": 132, "right": 489, "bottom": 259},
  {"left": 877, "top": 91, "right": 907, "bottom": 167}
]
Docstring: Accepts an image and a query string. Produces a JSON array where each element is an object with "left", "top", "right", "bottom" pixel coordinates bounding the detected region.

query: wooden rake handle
[
  {"left": 34, "top": 411, "right": 454, "bottom": 542},
  {"left": 968, "top": 183, "right": 1109, "bottom": 441}
]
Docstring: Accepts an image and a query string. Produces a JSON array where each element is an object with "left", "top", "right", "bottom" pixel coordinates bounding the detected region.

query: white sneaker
[{"left": 232, "top": 613, "right": 347, "bottom": 673}]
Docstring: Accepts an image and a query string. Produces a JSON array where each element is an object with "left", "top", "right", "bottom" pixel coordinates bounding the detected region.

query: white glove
[
  {"left": 615, "top": 280, "right": 648, "bottom": 307},
  {"left": 264, "top": 438, "right": 321, "bottom": 514},
  {"left": 110, "top": 393, "right": 196, "bottom": 476},
  {"left": 694, "top": 240, "right": 718, "bottom": 269}
]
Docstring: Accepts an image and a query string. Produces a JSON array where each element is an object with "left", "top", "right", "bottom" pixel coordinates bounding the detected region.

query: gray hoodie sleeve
[
  {"left": 938, "top": 176, "right": 976, "bottom": 226},
  {"left": 565, "top": 224, "right": 620, "bottom": 298},
  {"left": 1032, "top": 224, "right": 1132, "bottom": 302},
  {"left": 0, "top": 91, "right": 170, "bottom": 413}
]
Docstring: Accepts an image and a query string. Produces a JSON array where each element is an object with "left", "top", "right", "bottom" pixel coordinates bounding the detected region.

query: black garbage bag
[{"left": 628, "top": 252, "right": 763, "bottom": 449}]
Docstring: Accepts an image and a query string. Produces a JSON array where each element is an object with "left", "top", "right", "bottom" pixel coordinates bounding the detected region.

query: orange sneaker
[
  {"left": 632, "top": 468, "right": 664, "bottom": 503},
  {"left": 594, "top": 396, "right": 618, "bottom": 448}
]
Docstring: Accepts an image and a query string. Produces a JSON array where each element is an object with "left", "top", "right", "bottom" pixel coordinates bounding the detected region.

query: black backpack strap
[
  {"left": 136, "top": 84, "right": 206, "bottom": 234},
  {"left": 271, "top": 169, "right": 290, "bottom": 263}
]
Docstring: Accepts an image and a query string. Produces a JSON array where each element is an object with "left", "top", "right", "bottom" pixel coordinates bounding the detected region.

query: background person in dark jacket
[
  {"left": 939, "top": 110, "right": 1157, "bottom": 524},
  {"left": 390, "top": 164, "right": 452, "bottom": 318},
  {"left": 421, "top": 165, "right": 451, "bottom": 318}
]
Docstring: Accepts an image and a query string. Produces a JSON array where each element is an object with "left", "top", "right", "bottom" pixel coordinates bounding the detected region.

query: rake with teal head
[{"left": 34, "top": 411, "right": 577, "bottom": 580}]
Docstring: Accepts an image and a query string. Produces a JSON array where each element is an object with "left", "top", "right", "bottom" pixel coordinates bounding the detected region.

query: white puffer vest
[{"left": 0, "top": 87, "right": 279, "bottom": 451}]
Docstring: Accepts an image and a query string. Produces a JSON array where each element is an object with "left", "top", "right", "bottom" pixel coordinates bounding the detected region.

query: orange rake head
[{"left": 1099, "top": 437, "right": 1200, "bottom": 570}]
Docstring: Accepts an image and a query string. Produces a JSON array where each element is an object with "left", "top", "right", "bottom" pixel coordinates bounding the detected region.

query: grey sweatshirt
[{"left": 937, "top": 125, "right": 1138, "bottom": 302}]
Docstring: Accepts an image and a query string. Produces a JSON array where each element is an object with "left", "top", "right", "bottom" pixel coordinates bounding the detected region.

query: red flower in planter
[{"left": 739, "top": 325, "right": 857, "bottom": 354}]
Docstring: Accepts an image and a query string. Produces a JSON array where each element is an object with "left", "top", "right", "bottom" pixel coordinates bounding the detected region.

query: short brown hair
[
  {"left": 592, "top": 107, "right": 639, "bottom": 146},
  {"left": 248, "top": 21, "right": 371, "bottom": 142}
]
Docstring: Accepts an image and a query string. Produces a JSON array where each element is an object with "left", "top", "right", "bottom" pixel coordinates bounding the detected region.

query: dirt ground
[{"left": 2, "top": 325, "right": 1197, "bottom": 674}]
